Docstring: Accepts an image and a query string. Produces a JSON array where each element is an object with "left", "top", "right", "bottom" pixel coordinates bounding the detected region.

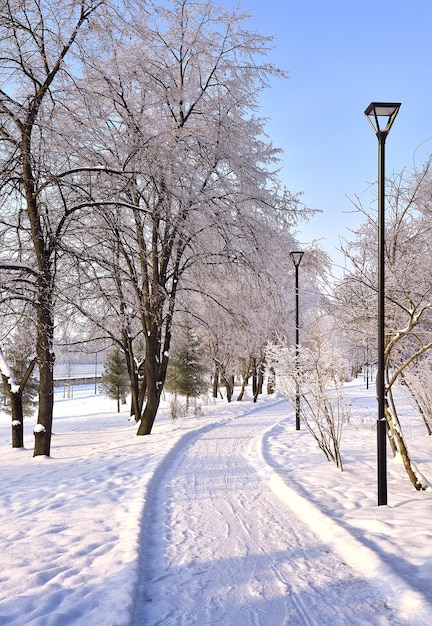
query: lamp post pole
[
  {"left": 364, "top": 102, "right": 401, "bottom": 506},
  {"left": 290, "top": 251, "right": 304, "bottom": 431},
  {"left": 376, "top": 127, "right": 388, "bottom": 507},
  {"left": 94, "top": 352, "right": 98, "bottom": 395}
]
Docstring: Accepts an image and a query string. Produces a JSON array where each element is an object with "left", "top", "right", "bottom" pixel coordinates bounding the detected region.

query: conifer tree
[
  {"left": 100, "top": 349, "right": 130, "bottom": 412},
  {"left": 165, "top": 328, "right": 208, "bottom": 409}
]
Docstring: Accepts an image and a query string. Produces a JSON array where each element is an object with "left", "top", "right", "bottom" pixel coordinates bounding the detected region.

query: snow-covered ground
[{"left": 1, "top": 380, "right": 431, "bottom": 625}]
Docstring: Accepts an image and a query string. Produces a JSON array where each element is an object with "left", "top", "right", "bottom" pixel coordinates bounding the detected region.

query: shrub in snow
[{"left": 266, "top": 337, "right": 350, "bottom": 470}]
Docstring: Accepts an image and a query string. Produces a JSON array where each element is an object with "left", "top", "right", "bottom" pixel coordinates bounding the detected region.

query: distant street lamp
[
  {"left": 290, "top": 251, "right": 304, "bottom": 431},
  {"left": 94, "top": 351, "right": 98, "bottom": 395},
  {"left": 364, "top": 102, "right": 401, "bottom": 506}
]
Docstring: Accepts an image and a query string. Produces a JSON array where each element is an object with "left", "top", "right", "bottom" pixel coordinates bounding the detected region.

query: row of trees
[
  {"left": 3, "top": 1, "right": 430, "bottom": 497},
  {"left": 0, "top": 0, "right": 312, "bottom": 456}
]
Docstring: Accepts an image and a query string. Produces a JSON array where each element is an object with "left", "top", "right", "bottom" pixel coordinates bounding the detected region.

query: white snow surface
[{"left": 1, "top": 380, "right": 432, "bottom": 625}]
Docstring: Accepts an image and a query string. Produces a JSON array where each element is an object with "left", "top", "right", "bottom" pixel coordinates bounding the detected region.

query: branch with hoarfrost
[{"left": 0, "top": 261, "right": 40, "bottom": 277}]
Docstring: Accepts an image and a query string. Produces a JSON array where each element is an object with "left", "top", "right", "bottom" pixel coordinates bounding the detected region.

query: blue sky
[{"left": 219, "top": 0, "right": 432, "bottom": 269}]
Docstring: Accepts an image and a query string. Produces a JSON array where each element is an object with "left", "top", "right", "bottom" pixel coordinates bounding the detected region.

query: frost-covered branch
[{"left": 0, "top": 261, "right": 40, "bottom": 277}]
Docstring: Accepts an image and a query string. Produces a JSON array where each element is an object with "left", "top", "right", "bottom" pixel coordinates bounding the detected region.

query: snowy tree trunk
[
  {"left": 236, "top": 358, "right": 252, "bottom": 401},
  {"left": 138, "top": 375, "right": 147, "bottom": 420},
  {"left": 137, "top": 380, "right": 162, "bottom": 435},
  {"left": 267, "top": 366, "right": 276, "bottom": 395},
  {"left": 386, "top": 391, "right": 429, "bottom": 491},
  {"left": 256, "top": 359, "right": 265, "bottom": 397},
  {"left": 225, "top": 376, "right": 235, "bottom": 402},
  {"left": 252, "top": 359, "right": 258, "bottom": 399},
  {"left": 11, "top": 393, "right": 24, "bottom": 448},
  {"left": 33, "top": 288, "right": 55, "bottom": 457},
  {"left": 212, "top": 370, "right": 219, "bottom": 399},
  {"left": 136, "top": 332, "right": 166, "bottom": 435},
  {"left": 124, "top": 334, "right": 141, "bottom": 421},
  {"left": 1, "top": 351, "right": 36, "bottom": 449},
  {"left": 1, "top": 374, "right": 24, "bottom": 448},
  {"left": 253, "top": 357, "right": 265, "bottom": 402}
]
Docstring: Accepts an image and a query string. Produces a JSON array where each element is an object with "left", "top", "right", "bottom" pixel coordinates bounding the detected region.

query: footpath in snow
[
  {"left": 130, "top": 398, "right": 431, "bottom": 626},
  {"left": 1, "top": 383, "right": 432, "bottom": 625}
]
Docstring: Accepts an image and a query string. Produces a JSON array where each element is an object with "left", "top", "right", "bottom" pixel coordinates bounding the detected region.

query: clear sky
[{"left": 219, "top": 0, "right": 432, "bottom": 269}]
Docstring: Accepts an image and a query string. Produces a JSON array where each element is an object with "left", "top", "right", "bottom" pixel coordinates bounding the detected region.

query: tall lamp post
[
  {"left": 364, "top": 102, "right": 401, "bottom": 506},
  {"left": 290, "top": 250, "right": 304, "bottom": 431}
]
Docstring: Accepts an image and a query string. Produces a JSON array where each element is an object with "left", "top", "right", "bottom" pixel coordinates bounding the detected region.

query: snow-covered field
[{"left": 1, "top": 380, "right": 431, "bottom": 625}]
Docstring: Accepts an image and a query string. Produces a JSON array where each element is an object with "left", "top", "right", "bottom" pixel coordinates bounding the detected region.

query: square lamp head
[{"left": 364, "top": 102, "right": 401, "bottom": 135}]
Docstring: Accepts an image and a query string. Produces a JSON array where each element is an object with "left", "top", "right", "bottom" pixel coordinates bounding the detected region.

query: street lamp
[
  {"left": 364, "top": 102, "right": 401, "bottom": 506},
  {"left": 290, "top": 250, "right": 304, "bottom": 431}
]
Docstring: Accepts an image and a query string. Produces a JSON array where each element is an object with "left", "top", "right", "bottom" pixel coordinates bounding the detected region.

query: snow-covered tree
[
  {"left": 0, "top": 0, "right": 104, "bottom": 456},
  {"left": 60, "top": 0, "right": 308, "bottom": 434}
]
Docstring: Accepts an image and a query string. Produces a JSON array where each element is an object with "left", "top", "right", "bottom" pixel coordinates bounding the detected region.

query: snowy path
[{"left": 131, "top": 401, "right": 396, "bottom": 625}]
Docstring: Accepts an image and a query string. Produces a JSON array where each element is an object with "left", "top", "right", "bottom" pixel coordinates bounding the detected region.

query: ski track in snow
[{"left": 131, "top": 400, "right": 405, "bottom": 625}]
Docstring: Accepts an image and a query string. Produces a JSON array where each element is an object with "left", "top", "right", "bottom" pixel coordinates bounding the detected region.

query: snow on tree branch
[{"left": 0, "top": 261, "right": 40, "bottom": 277}]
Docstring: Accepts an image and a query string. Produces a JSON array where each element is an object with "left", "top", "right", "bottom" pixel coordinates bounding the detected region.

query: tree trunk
[
  {"left": 136, "top": 333, "right": 165, "bottom": 435},
  {"left": 138, "top": 374, "right": 147, "bottom": 421},
  {"left": 2, "top": 374, "right": 24, "bottom": 448},
  {"left": 22, "top": 121, "right": 55, "bottom": 457},
  {"left": 224, "top": 375, "right": 234, "bottom": 402},
  {"left": 257, "top": 358, "right": 264, "bottom": 395},
  {"left": 386, "top": 405, "right": 398, "bottom": 457},
  {"left": 33, "top": 292, "right": 55, "bottom": 457},
  {"left": 385, "top": 397, "right": 429, "bottom": 490},
  {"left": 252, "top": 358, "right": 264, "bottom": 403},
  {"left": 236, "top": 367, "right": 250, "bottom": 401},
  {"left": 137, "top": 379, "right": 162, "bottom": 435},
  {"left": 124, "top": 337, "right": 141, "bottom": 421},
  {"left": 267, "top": 366, "right": 275, "bottom": 394},
  {"left": 11, "top": 396, "right": 24, "bottom": 448},
  {"left": 252, "top": 356, "right": 258, "bottom": 398},
  {"left": 2, "top": 357, "right": 36, "bottom": 448},
  {"left": 212, "top": 369, "right": 219, "bottom": 398}
]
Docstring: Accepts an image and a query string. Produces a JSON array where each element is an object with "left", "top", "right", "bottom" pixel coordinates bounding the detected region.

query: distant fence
[{"left": 54, "top": 376, "right": 103, "bottom": 388}]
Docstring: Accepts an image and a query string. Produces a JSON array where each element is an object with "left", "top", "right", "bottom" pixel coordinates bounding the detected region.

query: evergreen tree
[
  {"left": 100, "top": 348, "right": 130, "bottom": 412},
  {"left": 165, "top": 328, "right": 208, "bottom": 408}
]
